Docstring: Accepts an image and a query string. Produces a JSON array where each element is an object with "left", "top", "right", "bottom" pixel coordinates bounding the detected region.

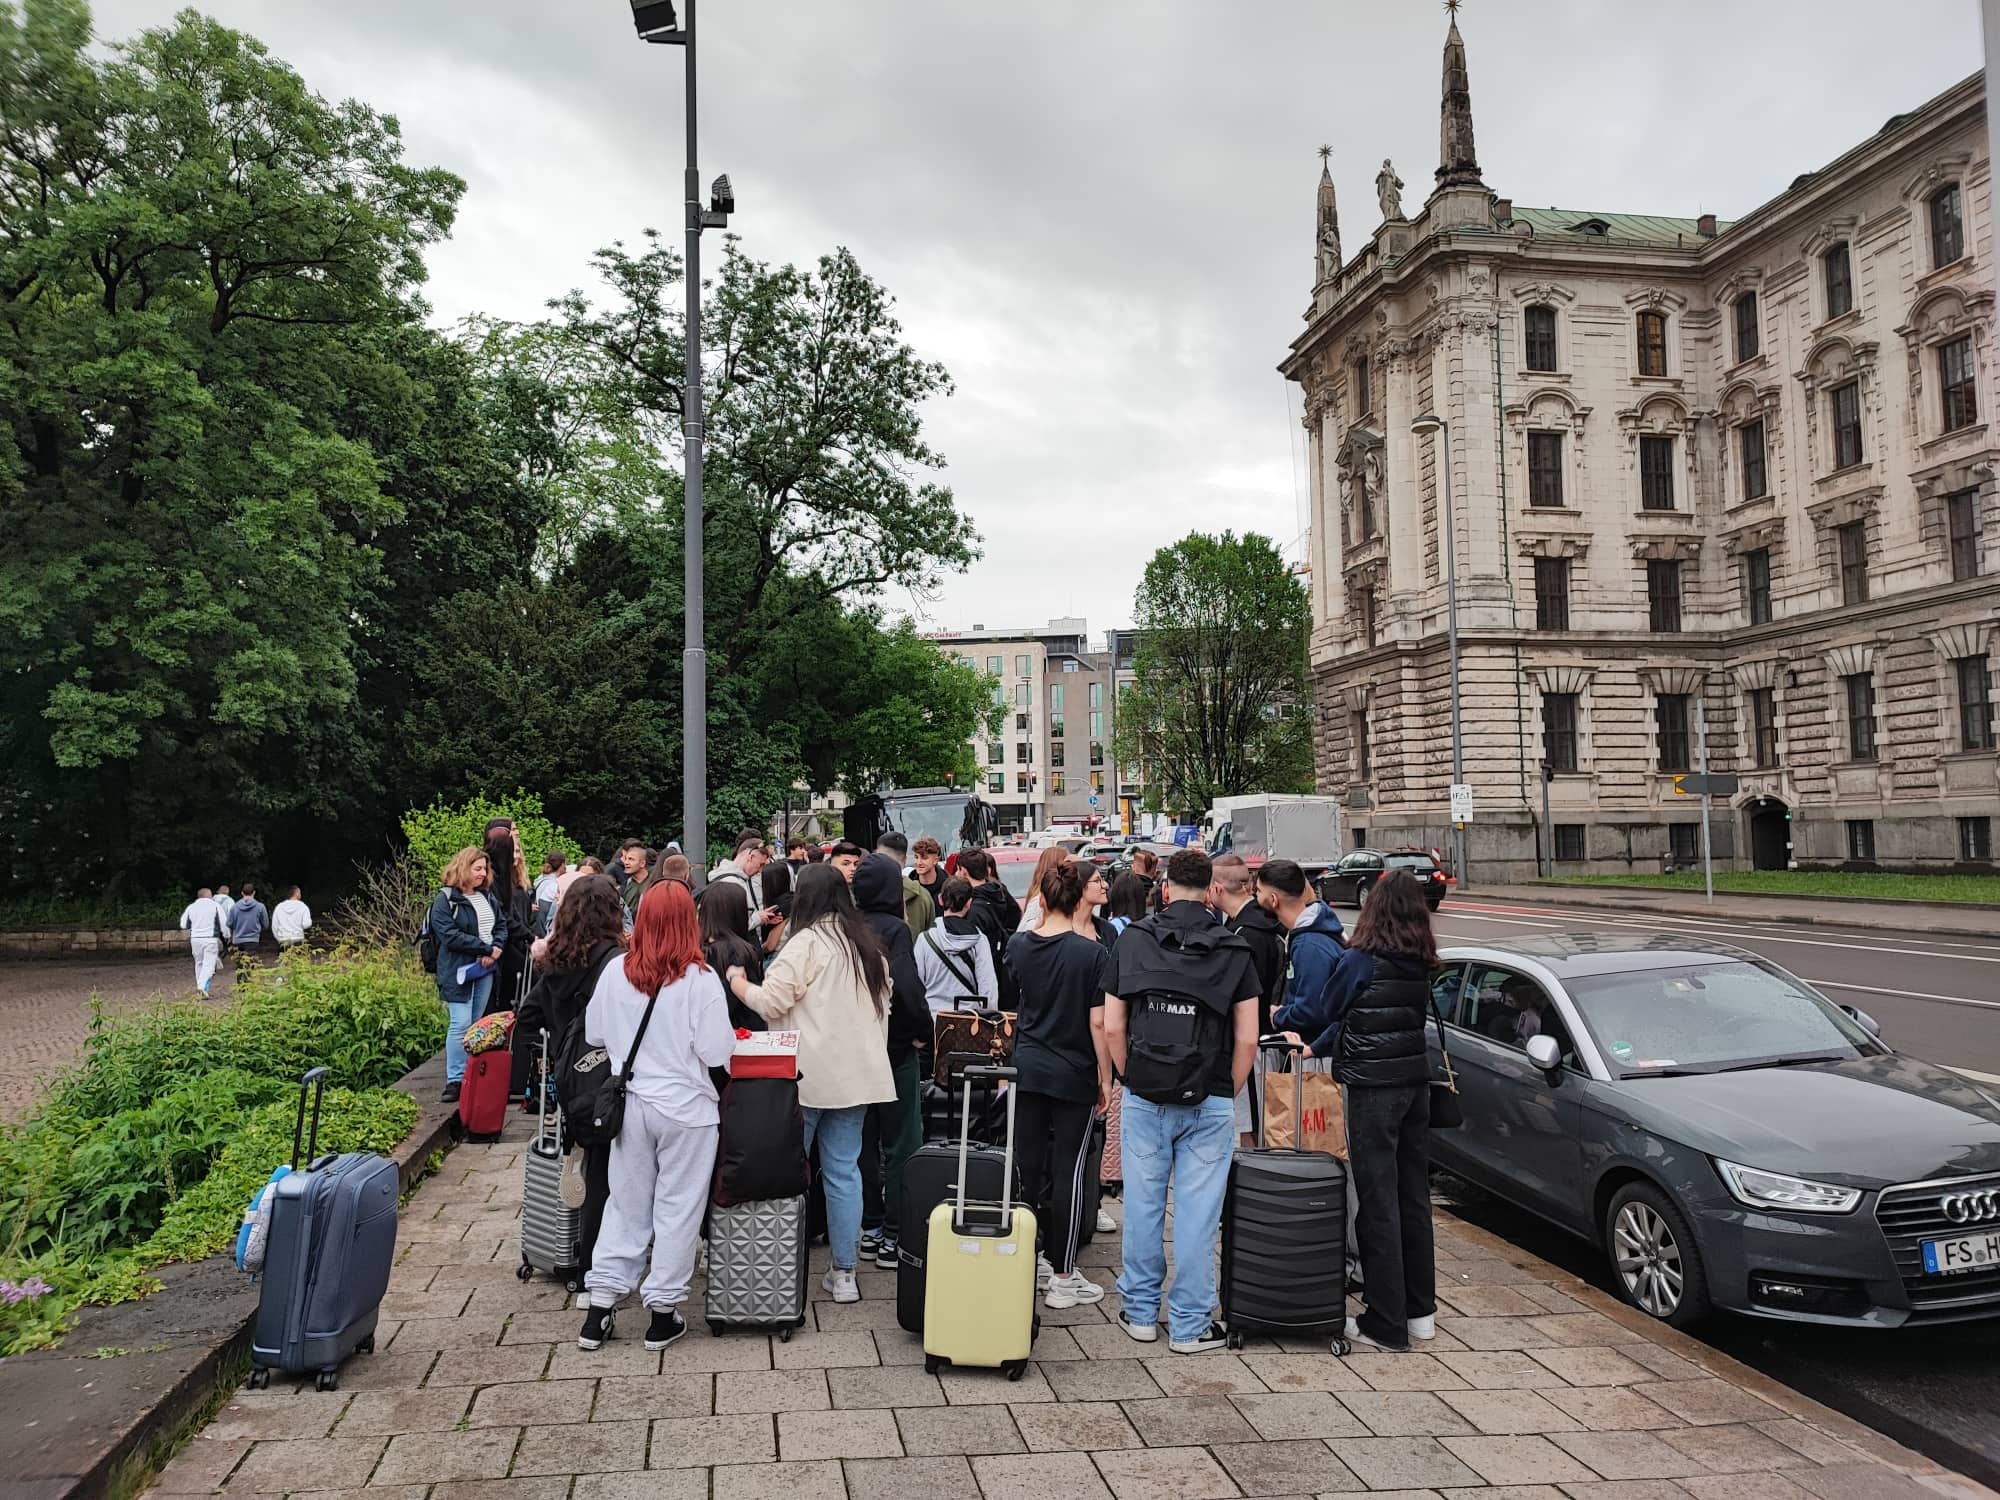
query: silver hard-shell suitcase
[
  {"left": 519, "top": 1028, "right": 581, "bottom": 1288},
  {"left": 246, "top": 1069, "right": 399, "bottom": 1391},
  {"left": 704, "top": 1195, "right": 809, "bottom": 1340}
]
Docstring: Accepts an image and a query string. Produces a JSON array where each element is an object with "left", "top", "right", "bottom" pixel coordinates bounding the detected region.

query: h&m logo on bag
[{"left": 1299, "top": 1106, "right": 1328, "bottom": 1134}]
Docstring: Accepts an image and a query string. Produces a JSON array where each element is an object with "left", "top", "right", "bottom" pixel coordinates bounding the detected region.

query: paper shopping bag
[{"left": 1261, "top": 1064, "right": 1347, "bottom": 1159}]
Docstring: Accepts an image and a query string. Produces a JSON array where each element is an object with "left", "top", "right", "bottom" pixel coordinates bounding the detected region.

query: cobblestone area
[
  {"left": 0, "top": 952, "right": 229, "bottom": 1120},
  {"left": 150, "top": 1110, "right": 1995, "bottom": 1500}
]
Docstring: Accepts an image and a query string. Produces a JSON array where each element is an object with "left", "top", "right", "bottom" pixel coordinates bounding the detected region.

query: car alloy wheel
[{"left": 1605, "top": 1181, "right": 1711, "bottom": 1328}]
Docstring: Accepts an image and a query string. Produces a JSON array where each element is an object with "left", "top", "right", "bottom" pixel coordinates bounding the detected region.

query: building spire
[
  {"left": 1436, "top": 0, "right": 1483, "bottom": 187},
  {"left": 1315, "top": 146, "right": 1341, "bottom": 284}
]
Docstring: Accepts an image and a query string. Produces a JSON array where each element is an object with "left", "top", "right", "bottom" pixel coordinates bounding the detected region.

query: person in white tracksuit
[
  {"left": 577, "top": 880, "right": 737, "bottom": 1354},
  {"left": 179, "top": 888, "right": 229, "bottom": 994}
]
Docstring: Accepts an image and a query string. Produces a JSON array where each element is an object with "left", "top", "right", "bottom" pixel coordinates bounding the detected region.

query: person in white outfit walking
[
  {"left": 578, "top": 880, "right": 736, "bottom": 1353},
  {"left": 179, "top": 887, "right": 229, "bottom": 994},
  {"left": 272, "top": 887, "right": 313, "bottom": 948}
]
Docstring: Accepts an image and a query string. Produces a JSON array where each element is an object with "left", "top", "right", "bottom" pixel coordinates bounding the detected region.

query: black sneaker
[
  {"left": 1168, "top": 1321, "right": 1229, "bottom": 1354},
  {"left": 578, "top": 1306, "right": 615, "bottom": 1350},
  {"left": 874, "top": 1235, "right": 899, "bottom": 1270},
  {"left": 440, "top": 1081, "right": 461, "bottom": 1104},
  {"left": 644, "top": 1309, "right": 687, "bottom": 1351}
]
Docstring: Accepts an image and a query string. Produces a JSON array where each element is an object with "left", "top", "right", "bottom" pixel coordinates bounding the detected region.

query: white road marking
[
  {"left": 1951, "top": 1066, "right": 2000, "bottom": 1086},
  {"left": 1447, "top": 900, "right": 2000, "bottom": 956},
  {"left": 1434, "top": 905, "right": 2000, "bottom": 967},
  {"left": 1803, "top": 979, "right": 2000, "bottom": 1013}
]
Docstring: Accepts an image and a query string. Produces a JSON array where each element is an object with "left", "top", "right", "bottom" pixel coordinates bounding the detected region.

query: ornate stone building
[{"left": 1282, "top": 19, "right": 1995, "bottom": 880}]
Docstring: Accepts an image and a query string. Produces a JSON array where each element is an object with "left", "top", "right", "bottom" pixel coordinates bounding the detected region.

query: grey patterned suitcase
[
  {"left": 519, "top": 1028, "right": 581, "bottom": 1289},
  {"left": 704, "top": 1194, "right": 808, "bottom": 1340}
]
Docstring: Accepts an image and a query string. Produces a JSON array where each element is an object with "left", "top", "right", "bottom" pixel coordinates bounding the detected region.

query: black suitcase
[
  {"left": 1220, "top": 1040, "right": 1349, "bottom": 1353},
  {"left": 896, "top": 1076, "right": 1014, "bottom": 1335}
]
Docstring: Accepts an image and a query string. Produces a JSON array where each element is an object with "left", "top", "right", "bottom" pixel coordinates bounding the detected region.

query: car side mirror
[
  {"left": 1525, "top": 1034, "right": 1563, "bottom": 1075},
  {"left": 1840, "top": 1004, "right": 1883, "bottom": 1039}
]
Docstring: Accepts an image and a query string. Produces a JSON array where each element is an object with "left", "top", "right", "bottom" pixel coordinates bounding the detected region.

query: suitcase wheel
[
  {"left": 1004, "top": 1359, "right": 1027, "bottom": 1382},
  {"left": 923, "top": 1354, "right": 943, "bottom": 1374},
  {"left": 1330, "top": 1336, "right": 1352, "bottom": 1357},
  {"left": 315, "top": 1370, "right": 340, "bottom": 1392},
  {"left": 1226, "top": 1330, "right": 1244, "bottom": 1350},
  {"left": 708, "top": 1321, "right": 724, "bottom": 1338},
  {"left": 358, "top": 1335, "right": 375, "bottom": 1355},
  {"left": 564, "top": 1274, "right": 582, "bottom": 1293},
  {"left": 516, "top": 1262, "right": 534, "bottom": 1281},
  {"left": 778, "top": 1326, "right": 793, "bottom": 1343},
  {"left": 246, "top": 1367, "right": 271, "bottom": 1390}
]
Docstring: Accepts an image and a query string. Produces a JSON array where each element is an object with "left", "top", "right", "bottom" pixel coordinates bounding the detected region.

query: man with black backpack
[{"left": 1102, "top": 848, "right": 1261, "bottom": 1354}]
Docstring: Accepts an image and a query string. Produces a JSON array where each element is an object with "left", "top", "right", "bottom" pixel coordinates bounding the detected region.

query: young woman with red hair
[{"left": 578, "top": 880, "right": 737, "bottom": 1353}]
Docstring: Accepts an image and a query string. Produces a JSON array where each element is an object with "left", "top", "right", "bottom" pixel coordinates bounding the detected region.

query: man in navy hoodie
[
  {"left": 1254, "top": 860, "right": 1344, "bottom": 1016},
  {"left": 228, "top": 883, "right": 271, "bottom": 952}
]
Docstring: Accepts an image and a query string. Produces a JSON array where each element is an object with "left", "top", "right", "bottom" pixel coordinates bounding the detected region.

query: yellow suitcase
[{"left": 922, "top": 1065, "right": 1038, "bottom": 1379}]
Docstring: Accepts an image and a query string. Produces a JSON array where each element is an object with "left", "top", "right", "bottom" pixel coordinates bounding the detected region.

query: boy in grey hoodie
[{"left": 913, "top": 877, "right": 1000, "bottom": 1014}]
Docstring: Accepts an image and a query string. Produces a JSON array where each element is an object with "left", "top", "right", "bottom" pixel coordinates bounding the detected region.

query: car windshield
[
  {"left": 998, "top": 862, "right": 1039, "bottom": 898},
  {"left": 888, "top": 796, "right": 969, "bottom": 855},
  {"left": 1564, "top": 961, "right": 1876, "bottom": 1077},
  {"left": 1385, "top": 854, "right": 1436, "bottom": 870}
]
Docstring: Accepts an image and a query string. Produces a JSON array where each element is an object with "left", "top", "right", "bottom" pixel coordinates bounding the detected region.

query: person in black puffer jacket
[
  {"left": 851, "top": 854, "right": 932, "bottom": 1269},
  {"left": 1273, "top": 869, "right": 1438, "bottom": 1355}
]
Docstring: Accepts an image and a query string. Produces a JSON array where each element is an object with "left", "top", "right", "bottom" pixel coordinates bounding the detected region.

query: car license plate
[{"left": 1922, "top": 1232, "right": 2000, "bottom": 1274}]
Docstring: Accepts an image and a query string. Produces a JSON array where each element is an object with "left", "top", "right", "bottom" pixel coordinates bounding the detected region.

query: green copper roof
[{"left": 1505, "top": 207, "right": 1731, "bottom": 245}]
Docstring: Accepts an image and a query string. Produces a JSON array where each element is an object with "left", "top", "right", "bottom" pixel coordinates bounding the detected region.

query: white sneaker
[
  {"left": 1343, "top": 1315, "right": 1411, "bottom": 1354},
  {"left": 822, "top": 1269, "right": 861, "bottom": 1304},
  {"left": 558, "top": 1147, "right": 588, "bottom": 1209},
  {"left": 1044, "top": 1272, "right": 1105, "bottom": 1310},
  {"left": 1095, "top": 1208, "right": 1116, "bottom": 1234},
  {"left": 1408, "top": 1314, "right": 1436, "bottom": 1342},
  {"left": 1036, "top": 1255, "right": 1054, "bottom": 1290},
  {"left": 1118, "top": 1311, "right": 1159, "bottom": 1343}
]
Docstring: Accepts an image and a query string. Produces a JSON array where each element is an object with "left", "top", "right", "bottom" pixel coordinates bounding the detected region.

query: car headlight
[{"left": 1714, "top": 1159, "right": 1861, "bottom": 1215}]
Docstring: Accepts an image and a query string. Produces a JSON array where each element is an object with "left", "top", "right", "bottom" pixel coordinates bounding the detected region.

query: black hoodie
[
  {"left": 965, "top": 880, "right": 1024, "bottom": 1008},
  {"left": 1225, "top": 899, "right": 1290, "bottom": 1035},
  {"left": 854, "top": 854, "right": 932, "bottom": 1066}
]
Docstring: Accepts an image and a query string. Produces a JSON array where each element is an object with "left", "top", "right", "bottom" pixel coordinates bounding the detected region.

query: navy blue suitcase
[{"left": 246, "top": 1069, "right": 400, "bottom": 1390}]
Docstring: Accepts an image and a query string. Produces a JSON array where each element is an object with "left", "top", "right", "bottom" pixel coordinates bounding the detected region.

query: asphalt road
[{"left": 1422, "top": 890, "right": 2000, "bottom": 1487}]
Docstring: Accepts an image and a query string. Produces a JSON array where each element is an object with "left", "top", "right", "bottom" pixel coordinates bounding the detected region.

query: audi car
[{"left": 1428, "top": 934, "right": 2000, "bottom": 1329}]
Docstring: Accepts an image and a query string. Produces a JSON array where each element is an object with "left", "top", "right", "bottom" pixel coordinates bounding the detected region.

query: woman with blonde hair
[
  {"left": 1016, "top": 845, "right": 1074, "bottom": 930},
  {"left": 429, "top": 847, "right": 509, "bottom": 1103}
]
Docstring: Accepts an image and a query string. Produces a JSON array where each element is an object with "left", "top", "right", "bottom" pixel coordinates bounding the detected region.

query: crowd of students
[{"left": 425, "top": 824, "right": 1445, "bottom": 1357}]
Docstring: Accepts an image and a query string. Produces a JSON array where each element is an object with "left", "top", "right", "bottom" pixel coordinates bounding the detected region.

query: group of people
[
  {"left": 176, "top": 881, "right": 313, "bottom": 994},
  {"left": 425, "top": 823, "right": 1444, "bottom": 1358}
]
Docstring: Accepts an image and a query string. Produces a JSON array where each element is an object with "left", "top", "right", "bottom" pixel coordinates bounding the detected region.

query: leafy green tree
[
  {"left": 1112, "top": 531, "right": 1314, "bottom": 815},
  {"left": 399, "top": 791, "right": 579, "bottom": 891}
]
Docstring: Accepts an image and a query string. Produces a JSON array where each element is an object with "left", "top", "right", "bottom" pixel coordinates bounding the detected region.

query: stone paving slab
[{"left": 142, "top": 1110, "right": 1997, "bottom": 1500}]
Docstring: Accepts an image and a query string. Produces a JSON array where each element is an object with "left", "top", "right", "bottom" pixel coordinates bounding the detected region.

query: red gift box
[{"left": 729, "top": 1028, "right": 799, "bottom": 1079}]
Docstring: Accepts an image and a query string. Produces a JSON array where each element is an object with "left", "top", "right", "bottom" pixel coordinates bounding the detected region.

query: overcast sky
[{"left": 97, "top": 0, "right": 1978, "bottom": 640}]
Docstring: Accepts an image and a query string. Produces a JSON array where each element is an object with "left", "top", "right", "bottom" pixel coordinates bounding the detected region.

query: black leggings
[{"left": 1014, "top": 1091, "right": 1094, "bottom": 1275}]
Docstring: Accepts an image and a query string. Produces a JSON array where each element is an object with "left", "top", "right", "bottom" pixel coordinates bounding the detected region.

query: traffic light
[{"left": 1541, "top": 760, "right": 1556, "bottom": 784}]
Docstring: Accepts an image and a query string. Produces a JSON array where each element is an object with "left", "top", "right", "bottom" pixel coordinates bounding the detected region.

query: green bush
[
  {"left": 400, "top": 791, "right": 581, "bottom": 890},
  {"left": 0, "top": 895, "right": 185, "bottom": 931}
]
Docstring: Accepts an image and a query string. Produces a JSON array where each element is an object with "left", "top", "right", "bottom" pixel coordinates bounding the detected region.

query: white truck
[{"left": 1203, "top": 794, "right": 1344, "bottom": 887}]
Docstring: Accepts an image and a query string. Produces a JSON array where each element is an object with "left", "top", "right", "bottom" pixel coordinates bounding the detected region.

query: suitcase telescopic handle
[
  {"left": 536, "top": 1027, "right": 556, "bottom": 1147},
  {"left": 955, "top": 1065, "right": 1021, "bottom": 1231},
  {"left": 293, "top": 1067, "right": 330, "bottom": 1169},
  {"left": 1254, "top": 1036, "right": 1309, "bottom": 1154}
]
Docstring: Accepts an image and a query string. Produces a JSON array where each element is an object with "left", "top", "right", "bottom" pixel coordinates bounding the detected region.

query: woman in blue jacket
[{"left": 431, "top": 846, "right": 510, "bottom": 1103}]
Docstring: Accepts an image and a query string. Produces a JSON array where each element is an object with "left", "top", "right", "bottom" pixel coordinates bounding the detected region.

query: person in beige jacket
[{"left": 727, "top": 864, "right": 894, "bottom": 1303}]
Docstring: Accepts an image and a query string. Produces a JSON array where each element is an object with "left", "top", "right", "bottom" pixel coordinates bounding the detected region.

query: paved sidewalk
[
  {"left": 149, "top": 1110, "right": 1997, "bottom": 1500},
  {"left": 1466, "top": 884, "right": 2000, "bottom": 940}
]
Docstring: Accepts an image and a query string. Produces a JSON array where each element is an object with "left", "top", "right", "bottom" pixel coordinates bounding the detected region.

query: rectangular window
[
  {"left": 988, "top": 772, "right": 1005, "bottom": 795},
  {"left": 1049, "top": 712, "right": 1064, "bottom": 738},
  {"left": 1015, "top": 653, "right": 1031, "bottom": 678},
  {"left": 1656, "top": 693, "right": 1691, "bottom": 772},
  {"left": 1089, "top": 711, "right": 1104, "bottom": 738},
  {"left": 1845, "top": 673, "right": 1877, "bottom": 762},
  {"left": 1016, "top": 741, "right": 1030, "bottom": 765},
  {"left": 1949, "top": 489, "right": 1982, "bottom": 581},
  {"left": 1740, "top": 419, "right": 1768, "bottom": 500},
  {"left": 1524, "top": 305, "right": 1558, "bottom": 372},
  {"left": 1351, "top": 712, "right": 1371, "bottom": 779},
  {"left": 1014, "top": 682, "right": 1029, "bottom": 706},
  {"left": 1734, "top": 293, "right": 1759, "bottom": 363},
  {"left": 1089, "top": 681, "right": 1103, "bottom": 708},
  {"left": 1636, "top": 310, "right": 1668, "bottom": 377},
  {"left": 1017, "top": 772, "right": 1030, "bottom": 795},
  {"left": 1553, "top": 825, "right": 1586, "bottom": 862},
  {"left": 1050, "top": 740, "right": 1064, "bottom": 767},
  {"left": 1958, "top": 654, "right": 1995, "bottom": 751},
  {"left": 1049, "top": 770, "right": 1066, "bottom": 796},
  {"left": 1090, "top": 771, "right": 1105, "bottom": 795},
  {"left": 1353, "top": 355, "right": 1370, "bottom": 414},
  {"left": 1527, "top": 431, "right": 1564, "bottom": 507},
  {"left": 1743, "top": 547, "right": 1772, "bottom": 625},
  {"left": 1639, "top": 434, "right": 1676, "bottom": 510},
  {"left": 985, "top": 655, "right": 1002, "bottom": 676},
  {"left": 987, "top": 741, "right": 1003, "bottom": 765},
  {"left": 1831, "top": 380, "right": 1863, "bottom": 468},
  {"left": 1824, "top": 242, "right": 1853, "bottom": 319},
  {"left": 1647, "top": 559, "right": 1682, "bottom": 633},
  {"left": 1063, "top": 658, "right": 1078, "bottom": 672},
  {"left": 1748, "top": 687, "right": 1778, "bottom": 769},
  {"left": 1932, "top": 184, "right": 1965, "bottom": 267},
  {"left": 1090, "top": 741, "right": 1104, "bottom": 767},
  {"left": 1049, "top": 683, "right": 1064, "bottom": 711},
  {"left": 1962, "top": 816, "right": 1994, "bottom": 863},
  {"left": 1015, "top": 713, "right": 1030, "bottom": 732},
  {"left": 1838, "top": 521, "right": 1868, "bottom": 605},
  {"left": 1542, "top": 693, "right": 1579, "bottom": 773},
  {"left": 1533, "top": 556, "right": 1570, "bottom": 631},
  {"left": 1847, "top": 820, "right": 1876, "bottom": 863},
  {"left": 1669, "top": 823, "right": 1700, "bottom": 865},
  {"left": 1941, "top": 335, "right": 1978, "bottom": 432}
]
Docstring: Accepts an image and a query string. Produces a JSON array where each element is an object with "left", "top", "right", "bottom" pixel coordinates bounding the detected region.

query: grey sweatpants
[{"left": 584, "top": 1096, "right": 717, "bottom": 1312}]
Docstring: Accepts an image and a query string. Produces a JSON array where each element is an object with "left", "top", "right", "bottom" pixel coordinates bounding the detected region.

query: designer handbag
[{"left": 931, "top": 1007, "right": 1016, "bottom": 1089}]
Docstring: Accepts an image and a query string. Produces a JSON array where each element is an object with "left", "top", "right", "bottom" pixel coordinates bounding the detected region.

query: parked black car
[{"left": 1325, "top": 848, "right": 1448, "bottom": 910}]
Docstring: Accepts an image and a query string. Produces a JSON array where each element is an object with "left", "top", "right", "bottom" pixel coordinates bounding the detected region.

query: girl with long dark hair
[
  {"left": 579, "top": 882, "right": 737, "bottom": 1353},
  {"left": 1274, "top": 868, "right": 1440, "bottom": 1353},
  {"left": 725, "top": 863, "right": 893, "bottom": 1304},
  {"left": 756, "top": 856, "right": 793, "bottom": 952},
  {"left": 1106, "top": 872, "right": 1151, "bottom": 933},
  {"left": 697, "top": 880, "right": 765, "bottom": 1030},
  {"left": 484, "top": 829, "right": 535, "bottom": 1007}
]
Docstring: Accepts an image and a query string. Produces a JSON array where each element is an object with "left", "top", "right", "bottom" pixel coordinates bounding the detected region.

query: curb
[
  {"left": 1474, "top": 885, "right": 2000, "bottom": 941},
  {"left": 0, "top": 1053, "right": 459, "bottom": 1500}
]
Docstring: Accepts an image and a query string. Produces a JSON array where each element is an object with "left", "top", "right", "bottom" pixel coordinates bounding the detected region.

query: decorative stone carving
[
  {"left": 1806, "top": 485, "right": 1882, "bottom": 531},
  {"left": 1721, "top": 518, "right": 1785, "bottom": 556},
  {"left": 1638, "top": 665, "right": 1708, "bottom": 696},
  {"left": 1932, "top": 622, "right": 1992, "bottom": 662},
  {"left": 1511, "top": 280, "right": 1577, "bottom": 306},
  {"left": 1527, "top": 664, "right": 1594, "bottom": 696},
  {"left": 1315, "top": 149, "right": 1342, "bottom": 286},
  {"left": 1516, "top": 533, "right": 1591, "bottom": 560},
  {"left": 1731, "top": 660, "right": 1780, "bottom": 691},
  {"left": 1630, "top": 535, "right": 1702, "bottom": 562},
  {"left": 1376, "top": 159, "right": 1405, "bottom": 222},
  {"left": 1824, "top": 643, "right": 1875, "bottom": 680}
]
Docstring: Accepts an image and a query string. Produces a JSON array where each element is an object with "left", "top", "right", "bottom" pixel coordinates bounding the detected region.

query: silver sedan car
[{"left": 1428, "top": 934, "right": 2000, "bottom": 1329}]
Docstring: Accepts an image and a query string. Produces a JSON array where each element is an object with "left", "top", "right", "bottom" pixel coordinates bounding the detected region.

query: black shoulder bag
[{"left": 559, "top": 984, "right": 661, "bottom": 1148}]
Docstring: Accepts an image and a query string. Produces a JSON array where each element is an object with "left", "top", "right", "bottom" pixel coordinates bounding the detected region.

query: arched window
[{"left": 1524, "top": 305, "right": 1558, "bottom": 373}]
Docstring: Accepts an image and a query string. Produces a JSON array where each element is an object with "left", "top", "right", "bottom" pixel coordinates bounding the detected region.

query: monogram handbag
[{"left": 931, "top": 1007, "right": 1016, "bottom": 1089}]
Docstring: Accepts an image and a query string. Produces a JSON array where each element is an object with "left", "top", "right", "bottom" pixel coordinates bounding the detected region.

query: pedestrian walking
[
  {"left": 1007, "top": 858, "right": 1113, "bottom": 1311},
  {"left": 212, "top": 884, "right": 234, "bottom": 934},
  {"left": 725, "top": 864, "right": 895, "bottom": 1304},
  {"left": 271, "top": 887, "right": 313, "bottom": 950},
  {"left": 1211, "top": 854, "right": 1288, "bottom": 1145},
  {"left": 1274, "top": 869, "right": 1439, "bottom": 1353},
  {"left": 429, "top": 848, "right": 508, "bottom": 1103},
  {"left": 515, "top": 873, "right": 626, "bottom": 1288},
  {"left": 179, "top": 886, "right": 228, "bottom": 994},
  {"left": 914, "top": 876, "right": 1000, "bottom": 1014},
  {"left": 577, "top": 881, "right": 737, "bottom": 1353},
  {"left": 227, "top": 883, "right": 271, "bottom": 951},
  {"left": 1103, "top": 848, "right": 1261, "bottom": 1353},
  {"left": 853, "top": 854, "right": 932, "bottom": 1272}
]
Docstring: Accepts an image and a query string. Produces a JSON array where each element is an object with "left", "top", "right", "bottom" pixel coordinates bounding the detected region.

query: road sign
[
  {"left": 1449, "top": 783, "right": 1474, "bottom": 822},
  {"left": 1672, "top": 773, "right": 1741, "bottom": 797},
  {"left": 1087, "top": 794, "right": 1099, "bottom": 806}
]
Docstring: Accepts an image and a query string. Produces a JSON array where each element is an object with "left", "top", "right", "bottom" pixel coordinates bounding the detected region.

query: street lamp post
[
  {"left": 630, "top": 0, "right": 733, "bottom": 880},
  {"left": 1410, "top": 411, "right": 1467, "bottom": 890}
]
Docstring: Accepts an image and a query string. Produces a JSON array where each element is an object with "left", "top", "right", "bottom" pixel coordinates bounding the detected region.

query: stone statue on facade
[{"left": 1376, "top": 159, "right": 1405, "bottom": 222}]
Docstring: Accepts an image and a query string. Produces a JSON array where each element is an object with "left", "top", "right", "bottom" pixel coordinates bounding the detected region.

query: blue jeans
[
  {"left": 442, "top": 970, "right": 495, "bottom": 1083},
  {"left": 804, "top": 1104, "right": 868, "bottom": 1272},
  {"left": 1116, "top": 1090, "right": 1236, "bottom": 1343}
]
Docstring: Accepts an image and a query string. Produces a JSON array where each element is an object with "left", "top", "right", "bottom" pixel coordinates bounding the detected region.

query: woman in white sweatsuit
[{"left": 578, "top": 880, "right": 737, "bottom": 1353}]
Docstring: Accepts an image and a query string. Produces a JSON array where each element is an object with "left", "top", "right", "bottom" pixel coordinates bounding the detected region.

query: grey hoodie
[{"left": 914, "top": 915, "right": 1001, "bottom": 1015}]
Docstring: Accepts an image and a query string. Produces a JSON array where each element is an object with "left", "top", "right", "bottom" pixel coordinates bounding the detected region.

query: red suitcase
[{"left": 458, "top": 1050, "right": 511, "bottom": 1140}]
